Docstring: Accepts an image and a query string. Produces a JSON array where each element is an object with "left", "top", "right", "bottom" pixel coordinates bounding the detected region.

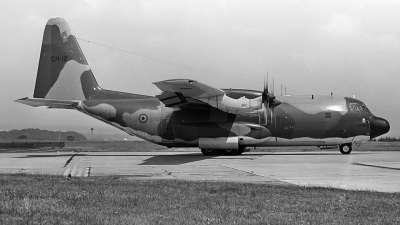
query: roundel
[{"left": 139, "top": 114, "right": 148, "bottom": 123}]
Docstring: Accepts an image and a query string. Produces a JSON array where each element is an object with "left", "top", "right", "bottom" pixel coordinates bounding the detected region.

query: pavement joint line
[
  {"left": 63, "top": 168, "right": 71, "bottom": 177},
  {"left": 70, "top": 163, "right": 78, "bottom": 177},
  {"left": 221, "top": 165, "right": 294, "bottom": 185},
  {"left": 161, "top": 168, "right": 178, "bottom": 179},
  {"left": 64, "top": 152, "right": 89, "bottom": 177},
  {"left": 64, "top": 152, "right": 79, "bottom": 167},
  {"left": 352, "top": 163, "right": 400, "bottom": 171}
]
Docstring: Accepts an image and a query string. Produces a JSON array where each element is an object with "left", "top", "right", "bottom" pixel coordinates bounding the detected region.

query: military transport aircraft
[{"left": 16, "top": 18, "right": 390, "bottom": 156}]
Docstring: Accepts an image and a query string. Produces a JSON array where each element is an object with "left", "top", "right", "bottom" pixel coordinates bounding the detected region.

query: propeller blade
[
  {"left": 271, "top": 105, "right": 273, "bottom": 120},
  {"left": 263, "top": 100, "right": 269, "bottom": 125},
  {"left": 264, "top": 75, "right": 268, "bottom": 96},
  {"left": 261, "top": 73, "right": 281, "bottom": 126},
  {"left": 274, "top": 106, "right": 277, "bottom": 141},
  {"left": 270, "top": 101, "right": 274, "bottom": 125},
  {"left": 272, "top": 79, "right": 275, "bottom": 95}
]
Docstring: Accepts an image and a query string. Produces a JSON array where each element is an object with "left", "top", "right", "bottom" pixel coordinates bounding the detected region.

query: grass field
[
  {"left": 1, "top": 174, "right": 399, "bottom": 225},
  {"left": 1, "top": 141, "right": 398, "bottom": 224}
]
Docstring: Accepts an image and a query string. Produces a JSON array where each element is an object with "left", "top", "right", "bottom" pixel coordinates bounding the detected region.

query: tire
[
  {"left": 222, "top": 149, "right": 238, "bottom": 155},
  {"left": 339, "top": 143, "right": 352, "bottom": 154},
  {"left": 201, "top": 149, "right": 220, "bottom": 156}
]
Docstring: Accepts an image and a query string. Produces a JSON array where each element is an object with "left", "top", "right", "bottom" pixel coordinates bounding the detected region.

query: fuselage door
[{"left": 321, "top": 111, "right": 347, "bottom": 138}]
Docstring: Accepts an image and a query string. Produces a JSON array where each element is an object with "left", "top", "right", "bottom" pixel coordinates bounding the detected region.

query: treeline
[
  {"left": 373, "top": 137, "right": 400, "bottom": 142},
  {"left": 0, "top": 129, "right": 86, "bottom": 141}
]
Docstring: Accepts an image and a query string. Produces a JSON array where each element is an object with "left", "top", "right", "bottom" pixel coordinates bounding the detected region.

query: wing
[
  {"left": 153, "top": 79, "right": 224, "bottom": 108},
  {"left": 154, "top": 79, "right": 263, "bottom": 115}
]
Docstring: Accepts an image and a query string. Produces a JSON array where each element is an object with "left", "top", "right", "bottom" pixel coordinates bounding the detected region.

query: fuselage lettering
[{"left": 51, "top": 55, "right": 68, "bottom": 62}]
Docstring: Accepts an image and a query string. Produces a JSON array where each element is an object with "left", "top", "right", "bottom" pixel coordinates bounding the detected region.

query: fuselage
[{"left": 78, "top": 89, "right": 388, "bottom": 149}]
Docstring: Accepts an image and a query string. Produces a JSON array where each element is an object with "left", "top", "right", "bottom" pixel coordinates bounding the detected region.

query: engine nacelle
[{"left": 199, "top": 94, "right": 263, "bottom": 116}]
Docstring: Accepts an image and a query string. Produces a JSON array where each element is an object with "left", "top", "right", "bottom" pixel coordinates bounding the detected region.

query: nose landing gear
[{"left": 339, "top": 143, "right": 352, "bottom": 154}]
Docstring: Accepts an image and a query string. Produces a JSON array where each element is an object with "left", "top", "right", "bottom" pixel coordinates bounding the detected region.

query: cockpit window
[{"left": 348, "top": 101, "right": 369, "bottom": 112}]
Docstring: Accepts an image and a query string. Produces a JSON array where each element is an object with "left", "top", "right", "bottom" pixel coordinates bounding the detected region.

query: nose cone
[{"left": 370, "top": 116, "right": 390, "bottom": 139}]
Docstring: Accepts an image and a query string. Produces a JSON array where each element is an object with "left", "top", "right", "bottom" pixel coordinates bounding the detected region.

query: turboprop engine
[{"left": 199, "top": 91, "right": 263, "bottom": 116}]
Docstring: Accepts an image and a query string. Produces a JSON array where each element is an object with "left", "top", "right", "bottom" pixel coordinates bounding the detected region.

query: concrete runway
[{"left": 1, "top": 150, "right": 399, "bottom": 193}]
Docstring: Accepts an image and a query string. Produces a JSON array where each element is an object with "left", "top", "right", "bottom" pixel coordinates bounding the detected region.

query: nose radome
[{"left": 370, "top": 116, "right": 390, "bottom": 139}]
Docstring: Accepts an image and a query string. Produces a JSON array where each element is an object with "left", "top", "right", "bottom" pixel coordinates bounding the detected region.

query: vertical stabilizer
[{"left": 34, "top": 17, "right": 100, "bottom": 100}]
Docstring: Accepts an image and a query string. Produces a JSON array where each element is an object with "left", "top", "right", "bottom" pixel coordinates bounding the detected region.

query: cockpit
[
  {"left": 345, "top": 97, "right": 390, "bottom": 139},
  {"left": 348, "top": 100, "right": 370, "bottom": 112}
]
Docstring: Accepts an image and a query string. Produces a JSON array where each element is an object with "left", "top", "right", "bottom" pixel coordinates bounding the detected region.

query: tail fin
[
  {"left": 17, "top": 17, "right": 150, "bottom": 108},
  {"left": 33, "top": 17, "right": 100, "bottom": 100}
]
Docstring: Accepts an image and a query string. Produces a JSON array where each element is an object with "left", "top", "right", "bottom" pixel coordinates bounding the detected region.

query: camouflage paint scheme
[{"left": 16, "top": 18, "right": 390, "bottom": 155}]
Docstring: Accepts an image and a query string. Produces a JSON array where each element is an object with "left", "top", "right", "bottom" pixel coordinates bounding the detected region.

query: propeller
[{"left": 261, "top": 77, "right": 281, "bottom": 127}]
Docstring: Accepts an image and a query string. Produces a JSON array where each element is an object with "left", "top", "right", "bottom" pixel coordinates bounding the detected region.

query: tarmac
[{"left": 0, "top": 150, "right": 399, "bottom": 193}]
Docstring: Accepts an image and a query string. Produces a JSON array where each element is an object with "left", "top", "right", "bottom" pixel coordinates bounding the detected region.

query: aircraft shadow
[
  {"left": 14, "top": 152, "right": 211, "bottom": 165},
  {"left": 138, "top": 152, "right": 370, "bottom": 165},
  {"left": 139, "top": 154, "right": 216, "bottom": 165}
]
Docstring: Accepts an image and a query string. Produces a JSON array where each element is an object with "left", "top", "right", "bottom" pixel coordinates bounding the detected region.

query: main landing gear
[
  {"left": 200, "top": 149, "right": 220, "bottom": 156},
  {"left": 201, "top": 146, "right": 246, "bottom": 156},
  {"left": 339, "top": 143, "right": 352, "bottom": 154}
]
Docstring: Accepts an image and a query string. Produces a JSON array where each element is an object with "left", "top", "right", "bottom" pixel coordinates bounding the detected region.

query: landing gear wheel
[
  {"left": 222, "top": 149, "right": 238, "bottom": 155},
  {"left": 339, "top": 143, "right": 352, "bottom": 154},
  {"left": 201, "top": 149, "right": 220, "bottom": 156}
]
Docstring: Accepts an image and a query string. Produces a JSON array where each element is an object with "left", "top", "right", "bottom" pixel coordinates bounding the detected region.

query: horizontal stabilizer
[{"left": 15, "top": 97, "right": 79, "bottom": 109}]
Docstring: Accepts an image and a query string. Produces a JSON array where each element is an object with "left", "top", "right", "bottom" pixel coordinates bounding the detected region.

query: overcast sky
[{"left": 1, "top": 0, "right": 399, "bottom": 138}]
